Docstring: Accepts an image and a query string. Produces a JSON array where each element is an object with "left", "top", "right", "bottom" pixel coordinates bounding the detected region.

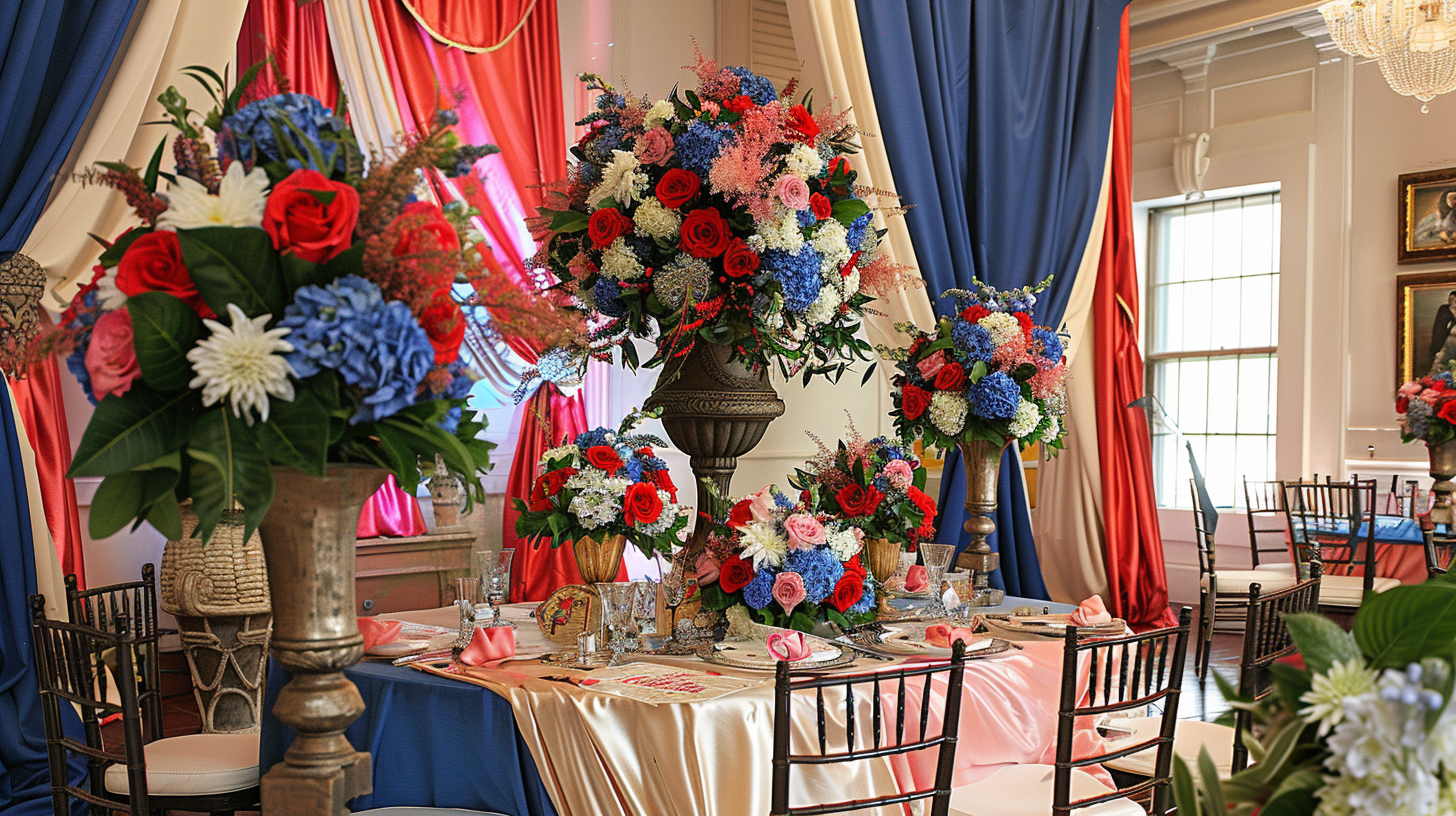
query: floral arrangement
[
  {"left": 528, "top": 50, "right": 916, "bottom": 380},
  {"left": 789, "top": 423, "right": 937, "bottom": 546},
  {"left": 1396, "top": 368, "right": 1456, "bottom": 445},
  {"left": 57, "top": 66, "right": 509, "bottom": 544},
  {"left": 886, "top": 280, "right": 1069, "bottom": 451},
  {"left": 1175, "top": 576, "right": 1456, "bottom": 816},
  {"left": 512, "top": 408, "right": 691, "bottom": 559},
  {"left": 695, "top": 485, "right": 876, "bottom": 632}
]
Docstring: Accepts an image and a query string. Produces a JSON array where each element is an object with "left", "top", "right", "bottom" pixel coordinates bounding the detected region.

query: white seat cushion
[
  {"left": 104, "top": 732, "right": 259, "bottom": 796},
  {"left": 1101, "top": 717, "right": 1236, "bottom": 780},
  {"left": 1200, "top": 569, "right": 1297, "bottom": 595},
  {"left": 1318, "top": 575, "right": 1401, "bottom": 607},
  {"left": 1254, "top": 563, "right": 1297, "bottom": 574},
  {"left": 948, "top": 763, "right": 1144, "bottom": 816},
  {"left": 353, "top": 811, "right": 508, "bottom": 815}
]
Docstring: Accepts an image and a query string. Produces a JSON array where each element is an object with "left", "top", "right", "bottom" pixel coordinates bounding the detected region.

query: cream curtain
[
  {"left": 29, "top": 0, "right": 250, "bottom": 308},
  {"left": 322, "top": 0, "right": 407, "bottom": 159},
  {"left": 8, "top": 386, "right": 66, "bottom": 620}
]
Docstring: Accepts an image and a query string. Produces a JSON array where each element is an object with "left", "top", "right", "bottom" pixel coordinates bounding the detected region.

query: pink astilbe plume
[
  {"left": 709, "top": 105, "right": 791, "bottom": 219},
  {"left": 991, "top": 335, "right": 1028, "bottom": 370},
  {"left": 687, "top": 40, "right": 741, "bottom": 100},
  {"left": 1030, "top": 359, "right": 1066, "bottom": 400},
  {"left": 857, "top": 254, "right": 922, "bottom": 297}
]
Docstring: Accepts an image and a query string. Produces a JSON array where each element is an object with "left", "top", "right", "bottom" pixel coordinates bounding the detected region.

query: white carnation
[
  {"left": 1008, "top": 400, "right": 1042, "bottom": 438},
  {"left": 643, "top": 100, "right": 676, "bottom": 129},
  {"left": 812, "top": 218, "right": 851, "bottom": 269},
  {"left": 979, "top": 312, "right": 1022, "bottom": 345},
  {"left": 589, "top": 150, "right": 646, "bottom": 208},
  {"left": 825, "top": 528, "right": 862, "bottom": 561},
  {"left": 803, "top": 285, "right": 841, "bottom": 326},
  {"left": 633, "top": 198, "right": 681, "bottom": 239},
  {"left": 784, "top": 144, "right": 824, "bottom": 179},
  {"left": 599, "top": 237, "right": 645, "bottom": 280}
]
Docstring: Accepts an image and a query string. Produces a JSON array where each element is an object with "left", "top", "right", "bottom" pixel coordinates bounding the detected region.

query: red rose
[
  {"left": 829, "top": 572, "right": 864, "bottom": 612},
  {"left": 542, "top": 466, "right": 578, "bottom": 496},
  {"left": 651, "top": 469, "right": 678, "bottom": 501},
  {"left": 839, "top": 251, "right": 860, "bottom": 278},
  {"left": 1013, "top": 311, "right": 1034, "bottom": 338},
  {"left": 528, "top": 476, "right": 553, "bottom": 511},
  {"left": 86, "top": 309, "right": 141, "bottom": 401},
  {"left": 1440, "top": 400, "right": 1456, "bottom": 424},
  {"left": 718, "top": 555, "right": 755, "bottom": 593},
  {"left": 810, "top": 193, "right": 832, "bottom": 220},
  {"left": 843, "top": 553, "right": 866, "bottom": 579},
  {"left": 419, "top": 293, "right": 464, "bottom": 365},
  {"left": 655, "top": 168, "right": 701, "bottom": 209},
  {"left": 723, "top": 238, "right": 760, "bottom": 278},
  {"left": 679, "top": 208, "right": 730, "bottom": 258},
  {"left": 836, "top": 484, "right": 884, "bottom": 517},
  {"left": 787, "top": 104, "right": 819, "bottom": 146},
  {"left": 587, "top": 208, "right": 633, "bottom": 249},
  {"left": 728, "top": 498, "right": 754, "bottom": 530},
  {"left": 624, "top": 481, "right": 665, "bottom": 526},
  {"left": 392, "top": 201, "right": 461, "bottom": 258},
  {"left": 828, "top": 156, "right": 851, "bottom": 178},
  {"left": 636, "top": 446, "right": 654, "bottom": 456},
  {"left": 724, "top": 95, "right": 755, "bottom": 114},
  {"left": 902, "top": 384, "right": 931, "bottom": 420},
  {"left": 586, "top": 445, "right": 624, "bottom": 473},
  {"left": 935, "top": 364, "right": 966, "bottom": 391},
  {"left": 907, "top": 487, "right": 937, "bottom": 538},
  {"left": 1398, "top": 396, "right": 1411, "bottom": 413},
  {"left": 961, "top": 304, "right": 990, "bottom": 323},
  {"left": 263, "top": 169, "right": 360, "bottom": 264},
  {"left": 114, "top": 231, "right": 214, "bottom": 318}
]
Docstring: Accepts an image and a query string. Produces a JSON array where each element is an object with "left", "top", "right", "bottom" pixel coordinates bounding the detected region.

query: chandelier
[{"left": 1319, "top": 0, "right": 1456, "bottom": 110}]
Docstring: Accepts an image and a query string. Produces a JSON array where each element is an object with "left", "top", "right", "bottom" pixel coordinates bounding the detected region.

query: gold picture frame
[
  {"left": 1397, "top": 270, "right": 1456, "bottom": 385},
  {"left": 1399, "top": 167, "right": 1456, "bottom": 263}
]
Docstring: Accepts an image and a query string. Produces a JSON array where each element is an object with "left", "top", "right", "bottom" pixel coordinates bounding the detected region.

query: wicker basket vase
[{"left": 158, "top": 503, "right": 272, "bottom": 733}]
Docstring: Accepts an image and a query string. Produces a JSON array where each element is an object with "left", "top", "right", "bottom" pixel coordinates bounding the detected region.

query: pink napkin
[
  {"left": 1069, "top": 595, "right": 1112, "bottom": 627},
  {"left": 766, "top": 631, "right": 813, "bottom": 662},
  {"left": 904, "top": 564, "right": 929, "bottom": 593},
  {"left": 924, "top": 623, "right": 976, "bottom": 649},
  {"left": 358, "top": 618, "right": 402, "bottom": 653},
  {"left": 459, "top": 625, "right": 517, "bottom": 666}
]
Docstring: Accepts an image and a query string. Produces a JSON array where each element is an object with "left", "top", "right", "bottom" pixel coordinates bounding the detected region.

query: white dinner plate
[{"left": 366, "top": 638, "right": 433, "bottom": 658}]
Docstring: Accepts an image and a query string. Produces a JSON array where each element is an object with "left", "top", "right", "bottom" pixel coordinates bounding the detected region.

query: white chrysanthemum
[
  {"left": 643, "top": 100, "right": 676, "bottom": 129},
  {"left": 739, "top": 521, "right": 788, "bottom": 570},
  {"left": 1302, "top": 659, "right": 1379, "bottom": 736},
  {"left": 825, "top": 527, "right": 862, "bottom": 561},
  {"left": 979, "top": 312, "right": 1022, "bottom": 346},
  {"left": 803, "top": 284, "right": 841, "bottom": 326},
  {"left": 812, "top": 218, "right": 851, "bottom": 268},
  {"left": 929, "top": 391, "right": 968, "bottom": 436},
  {"left": 157, "top": 163, "right": 270, "bottom": 231},
  {"left": 186, "top": 303, "right": 296, "bottom": 425},
  {"left": 1008, "top": 400, "right": 1042, "bottom": 438},
  {"left": 599, "top": 237, "right": 645, "bottom": 280},
  {"left": 784, "top": 144, "right": 824, "bottom": 179},
  {"left": 841, "top": 267, "right": 861, "bottom": 298},
  {"left": 589, "top": 150, "right": 646, "bottom": 208},
  {"left": 542, "top": 444, "right": 581, "bottom": 464},
  {"left": 633, "top": 198, "right": 681, "bottom": 239},
  {"left": 95, "top": 268, "right": 128, "bottom": 310},
  {"left": 756, "top": 209, "right": 806, "bottom": 253}
]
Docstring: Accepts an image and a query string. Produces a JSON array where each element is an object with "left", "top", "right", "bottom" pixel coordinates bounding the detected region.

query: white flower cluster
[
  {"left": 542, "top": 444, "right": 581, "bottom": 463},
  {"left": 1008, "top": 400, "right": 1042, "bottom": 438},
  {"left": 929, "top": 391, "right": 968, "bottom": 436},
  {"left": 633, "top": 198, "right": 681, "bottom": 240},
  {"left": 739, "top": 521, "right": 788, "bottom": 569},
  {"left": 752, "top": 209, "right": 806, "bottom": 253},
  {"left": 636, "top": 493, "right": 689, "bottom": 536},
  {"left": 567, "top": 473, "right": 631, "bottom": 530},
  {"left": 812, "top": 219, "right": 852, "bottom": 269},
  {"left": 599, "top": 237, "right": 646, "bottom": 280},
  {"left": 979, "top": 312, "right": 1022, "bottom": 346},
  {"left": 803, "top": 285, "right": 841, "bottom": 326},
  {"left": 784, "top": 144, "right": 823, "bottom": 179},
  {"left": 589, "top": 150, "right": 647, "bottom": 208},
  {"left": 825, "top": 527, "right": 862, "bottom": 561},
  {"left": 643, "top": 100, "right": 676, "bottom": 129}
]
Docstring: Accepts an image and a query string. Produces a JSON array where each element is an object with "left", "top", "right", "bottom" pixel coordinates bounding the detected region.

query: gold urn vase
[
  {"left": 573, "top": 533, "right": 628, "bottom": 585},
  {"left": 954, "top": 438, "right": 1014, "bottom": 605},
  {"left": 1430, "top": 439, "right": 1456, "bottom": 527},
  {"left": 863, "top": 537, "right": 902, "bottom": 586}
]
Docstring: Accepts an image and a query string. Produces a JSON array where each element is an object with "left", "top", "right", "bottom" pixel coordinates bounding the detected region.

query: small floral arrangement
[
  {"left": 512, "top": 408, "right": 691, "bottom": 559},
  {"left": 57, "top": 66, "right": 513, "bottom": 544},
  {"left": 885, "top": 280, "right": 1069, "bottom": 451},
  {"left": 789, "top": 423, "right": 937, "bottom": 546},
  {"left": 1396, "top": 368, "right": 1456, "bottom": 444},
  {"left": 695, "top": 485, "right": 876, "bottom": 632},
  {"left": 529, "top": 48, "right": 916, "bottom": 380}
]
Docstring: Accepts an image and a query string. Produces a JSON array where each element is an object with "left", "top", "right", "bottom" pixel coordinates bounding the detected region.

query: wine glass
[
  {"left": 595, "top": 582, "right": 637, "bottom": 665},
  {"left": 477, "top": 549, "right": 514, "bottom": 626},
  {"left": 631, "top": 579, "right": 659, "bottom": 650},
  {"left": 918, "top": 543, "right": 955, "bottom": 618}
]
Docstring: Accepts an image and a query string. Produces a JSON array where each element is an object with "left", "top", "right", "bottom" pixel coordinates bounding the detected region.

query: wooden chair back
[
  {"left": 1232, "top": 572, "right": 1322, "bottom": 771},
  {"left": 1242, "top": 477, "right": 1290, "bottom": 568},
  {"left": 1282, "top": 480, "right": 1379, "bottom": 591},
  {"left": 65, "top": 565, "right": 164, "bottom": 739}
]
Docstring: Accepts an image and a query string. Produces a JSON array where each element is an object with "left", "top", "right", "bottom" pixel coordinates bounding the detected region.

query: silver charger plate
[
  {"left": 695, "top": 641, "right": 858, "bottom": 672},
  {"left": 981, "top": 615, "right": 1126, "bottom": 638},
  {"left": 848, "top": 623, "right": 1012, "bottom": 659}
]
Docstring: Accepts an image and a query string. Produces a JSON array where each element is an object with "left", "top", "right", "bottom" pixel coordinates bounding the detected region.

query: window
[{"left": 1147, "top": 192, "right": 1280, "bottom": 509}]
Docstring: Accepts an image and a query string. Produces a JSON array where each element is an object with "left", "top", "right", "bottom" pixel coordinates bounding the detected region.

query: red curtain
[
  {"left": 1094, "top": 12, "right": 1176, "bottom": 630},
  {"left": 236, "top": 0, "right": 340, "bottom": 106},
  {"left": 400, "top": 0, "right": 537, "bottom": 53}
]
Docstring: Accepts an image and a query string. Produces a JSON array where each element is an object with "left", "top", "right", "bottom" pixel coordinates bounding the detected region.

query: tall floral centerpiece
[
  {"left": 1397, "top": 369, "right": 1456, "bottom": 526},
  {"left": 529, "top": 52, "right": 913, "bottom": 547},
  {"left": 513, "top": 408, "right": 692, "bottom": 582},
  {"left": 788, "top": 425, "right": 938, "bottom": 587},
  {"left": 55, "top": 68, "right": 511, "bottom": 813},
  {"left": 886, "top": 280, "right": 1068, "bottom": 600}
]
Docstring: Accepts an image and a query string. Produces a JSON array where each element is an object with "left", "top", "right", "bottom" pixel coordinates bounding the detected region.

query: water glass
[
  {"left": 631, "top": 580, "right": 659, "bottom": 647},
  {"left": 595, "top": 582, "right": 637, "bottom": 664},
  {"left": 918, "top": 543, "right": 955, "bottom": 617},
  {"left": 477, "top": 549, "right": 514, "bottom": 623},
  {"left": 454, "top": 576, "right": 481, "bottom": 607}
]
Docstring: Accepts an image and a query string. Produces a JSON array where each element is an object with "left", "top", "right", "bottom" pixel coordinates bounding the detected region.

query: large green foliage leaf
[
  {"left": 1354, "top": 582, "right": 1456, "bottom": 668},
  {"left": 95, "top": 226, "right": 151, "bottom": 268},
  {"left": 187, "top": 409, "right": 275, "bottom": 543},
  {"left": 127, "top": 292, "right": 204, "bottom": 392},
  {"left": 88, "top": 465, "right": 179, "bottom": 540},
  {"left": 177, "top": 227, "right": 285, "bottom": 318},
  {"left": 253, "top": 392, "right": 330, "bottom": 477},
  {"left": 1284, "top": 613, "right": 1360, "bottom": 676},
  {"left": 69, "top": 385, "right": 199, "bottom": 477}
]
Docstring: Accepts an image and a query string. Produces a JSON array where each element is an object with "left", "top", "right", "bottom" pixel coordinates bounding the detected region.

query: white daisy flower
[
  {"left": 589, "top": 150, "right": 645, "bottom": 209},
  {"left": 186, "top": 303, "right": 296, "bottom": 425},
  {"left": 739, "top": 521, "right": 789, "bottom": 570},
  {"left": 157, "top": 162, "right": 270, "bottom": 231},
  {"left": 95, "top": 268, "right": 128, "bottom": 310}
]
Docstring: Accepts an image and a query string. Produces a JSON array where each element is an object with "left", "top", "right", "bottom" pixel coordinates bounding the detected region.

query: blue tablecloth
[
  {"left": 260, "top": 661, "right": 558, "bottom": 815},
  {"left": 1300, "top": 515, "right": 1424, "bottom": 544}
]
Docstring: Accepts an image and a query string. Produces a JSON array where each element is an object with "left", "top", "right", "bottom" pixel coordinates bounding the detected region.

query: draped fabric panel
[
  {"left": 401, "top": 0, "right": 538, "bottom": 53},
  {"left": 1093, "top": 14, "right": 1175, "bottom": 629},
  {"left": 321, "top": 0, "right": 409, "bottom": 159},
  {"left": 237, "top": 0, "right": 341, "bottom": 106},
  {"left": 856, "top": 0, "right": 1127, "bottom": 599}
]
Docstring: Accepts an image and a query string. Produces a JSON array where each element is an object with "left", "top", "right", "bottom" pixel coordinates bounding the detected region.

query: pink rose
[
  {"left": 774, "top": 174, "right": 810, "bottom": 210},
  {"left": 772, "top": 572, "right": 807, "bottom": 617},
  {"left": 747, "top": 486, "right": 777, "bottom": 523},
  {"left": 1423, "top": 389, "right": 1444, "bottom": 406},
  {"left": 1400, "top": 381, "right": 1424, "bottom": 397},
  {"left": 86, "top": 309, "right": 141, "bottom": 400},
  {"left": 783, "top": 513, "right": 826, "bottom": 551},
  {"left": 701, "top": 100, "right": 721, "bottom": 117},
  {"left": 634, "top": 126, "right": 675, "bottom": 166},
  {"left": 884, "top": 459, "right": 914, "bottom": 490},
  {"left": 695, "top": 553, "right": 721, "bottom": 586},
  {"left": 916, "top": 349, "right": 948, "bottom": 380}
]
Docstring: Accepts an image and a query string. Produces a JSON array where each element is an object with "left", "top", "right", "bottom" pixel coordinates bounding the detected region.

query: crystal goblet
[
  {"left": 595, "top": 581, "right": 637, "bottom": 665},
  {"left": 918, "top": 543, "right": 956, "bottom": 618}
]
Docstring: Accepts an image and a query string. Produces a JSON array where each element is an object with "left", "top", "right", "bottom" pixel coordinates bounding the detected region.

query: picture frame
[
  {"left": 1399, "top": 167, "right": 1456, "bottom": 263},
  {"left": 1397, "top": 269, "right": 1456, "bottom": 386}
]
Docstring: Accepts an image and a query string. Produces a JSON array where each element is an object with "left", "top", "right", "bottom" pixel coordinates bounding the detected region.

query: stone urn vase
[
  {"left": 158, "top": 503, "right": 271, "bottom": 733},
  {"left": 643, "top": 342, "right": 785, "bottom": 551},
  {"left": 258, "top": 465, "right": 386, "bottom": 816},
  {"left": 953, "top": 438, "right": 1014, "bottom": 604},
  {"left": 572, "top": 533, "right": 628, "bottom": 584},
  {"left": 1430, "top": 439, "right": 1456, "bottom": 527}
]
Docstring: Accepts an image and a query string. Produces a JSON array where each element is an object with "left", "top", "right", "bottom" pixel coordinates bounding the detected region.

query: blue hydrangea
[
  {"left": 675, "top": 122, "right": 732, "bottom": 175},
  {"left": 584, "top": 125, "right": 627, "bottom": 164},
  {"left": 953, "top": 321, "right": 995, "bottom": 363},
  {"left": 743, "top": 567, "right": 776, "bottom": 609},
  {"left": 970, "top": 371, "right": 1021, "bottom": 420},
  {"left": 728, "top": 67, "right": 779, "bottom": 105},
  {"left": 796, "top": 208, "right": 816, "bottom": 228},
  {"left": 848, "top": 577, "right": 875, "bottom": 614},
  {"left": 433, "top": 360, "right": 475, "bottom": 433},
  {"left": 774, "top": 492, "right": 795, "bottom": 511},
  {"left": 593, "top": 277, "right": 626, "bottom": 317},
  {"left": 622, "top": 458, "right": 645, "bottom": 482},
  {"left": 575, "top": 427, "right": 613, "bottom": 449},
  {"left": 219, "top": 93, "right": 348, "bottom": 173},
  {"left": 872, "top": 476, "right": 892, "bottom": 494},
  {"left": 761, "top": 248, "right": 823, "bottom": 312},
  {"left": 1032, "top": 328, "right": 1062, "bottom": 361},
  {"left": 279, "top": 275, "right": 435, "bottom": 424},
  {"left": 845, "top": 213, "right": 873, "bottom": 250},
  {"left": 787, "top": 548, "right": 844, "bottom": 604},
  {"left": 64, "top": 291, "right": 99, "bottom": 404}
]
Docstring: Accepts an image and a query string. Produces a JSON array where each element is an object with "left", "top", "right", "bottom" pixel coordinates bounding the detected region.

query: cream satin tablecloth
[{"left": 379, "top": 604, "right": 1104, "bottom": 816}]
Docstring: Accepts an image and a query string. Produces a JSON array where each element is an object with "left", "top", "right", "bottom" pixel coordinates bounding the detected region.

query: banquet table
[
  {"left": 1294, "top": 514, "right": 1427, "bottom": 584},
  {"left": 261, "top": 596, "right": 1086, "bottom": 816}
]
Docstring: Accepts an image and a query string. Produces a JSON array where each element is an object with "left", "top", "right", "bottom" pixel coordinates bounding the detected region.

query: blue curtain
[{"left": 856, "top": 0, "right": 1127, "bottom": 598}]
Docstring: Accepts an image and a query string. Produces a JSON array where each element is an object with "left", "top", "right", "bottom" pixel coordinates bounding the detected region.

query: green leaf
[
  {"left": 225, "top": 61, "right": 267, "bottom": 115},
  {"left": 97, "top": 227, "right": 152, "bottom": 268},
  {"left": 253, "top": 392, "right": 330, "bottom": 477},
  {"left": 69, "top": 385, "right": 199, "bottom": 477},
  {"left": 143, "top": 493, "right": 183, "bottom": 541},
  {"left": 89, "top": 465, "right": 178, "bottom": 540},
  {"left": 831, "top": 198, "right": 871, "bottom": 226},
  {"left": 176, "top": 227, "right": 286, "bottom": 318},
  {"left": 1171, "top": 756, "right": 1200, "bottom": 816},
  {"left": 1269, "top": 662, "right": 1314, "bottom": 712},
  {"left": 380, "top": 416, "right": 478, "bottom": 484},
  {"left": 541, "top": 207, "right": 589, "bottom": 233},
  {"left": 127, "top": 292, "right": 204, "bottom": 392},
  {"left": 187, "top": 410, "right": 275, "bottom": 543},
  {"left": 280, "top": 253, "right": 329, "bottom": 292},
  {"left": 142, "top": 138, "right": 167, "bottom": 193},
  {"left": 1354, "top": 582, "right": 1456, "bottom": 668},
  {"left": 1197, "top": 748, "right": 1226, "bottom": 816},
  {"left": 372, "top": 423, "right": 421, "bottom": 494},
  {"left": 303, "top": 188, "right": 338, "bottom": 206},
  {"left": 969, "top": 360, "right": 988, "bottom": 383},
  {"left": 1284, "top": 612, "right": 1360, "bottom": 676}
]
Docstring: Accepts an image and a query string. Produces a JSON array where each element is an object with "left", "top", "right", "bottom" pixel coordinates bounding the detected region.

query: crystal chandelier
[{"left": 1320, "top": 0, "right": 1456, "bottom": 110}]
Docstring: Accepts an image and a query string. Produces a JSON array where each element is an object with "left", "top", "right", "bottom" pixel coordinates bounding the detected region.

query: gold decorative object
[
  {"left": 0, "top": 253, "right": 45, "bottom": 379},
  {"left": 534, "top": 584, "right": 602, "bottom": 646},
  {"left": 954, "top": 438, "right": 1014, "bottom": 604},
  {"left": 864, "top": 538, "right": 902, "bottom": 585},
  {"left": 159, "top": 503, "right": 271, "bottom": 733},
  {"left": 572, "top": 533, "right": 627, "bottom": 584},
  {"left": 428, "top": 453, "right": 463, "bottom": 528},
  {"left": 1430, "top": 438, "right": 1456, "bottom": 526},
  {"left": 1320, "top": 0, "right": 1456, "bottom": 110}
]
